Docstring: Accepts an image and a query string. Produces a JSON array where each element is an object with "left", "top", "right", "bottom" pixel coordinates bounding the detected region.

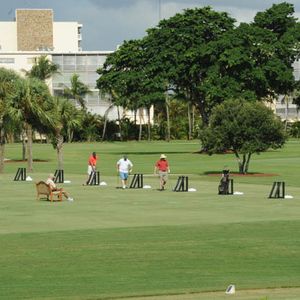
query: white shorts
[{"left": 87, "top": 165, "right": 95, "bottom": 175}]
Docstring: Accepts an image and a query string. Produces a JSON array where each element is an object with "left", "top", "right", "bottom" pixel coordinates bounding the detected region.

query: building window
[{"left": 0, "top": 58, "right": 15, "bottom": 63}]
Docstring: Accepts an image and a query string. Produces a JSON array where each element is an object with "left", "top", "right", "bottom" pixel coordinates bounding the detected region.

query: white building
[
  {"left": 274, "top": 60, "right": 300, "bottom": 122},
  {"left": 0, "top": 9, "right": 82, "bottom": 52},
  {"left": 0, "top": 9, "right": 152, "bottom": 123}
]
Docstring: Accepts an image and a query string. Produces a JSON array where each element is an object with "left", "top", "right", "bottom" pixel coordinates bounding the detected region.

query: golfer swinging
[
  {"left": 85, "top": 151, "right": 98, "bottom": 185},
  {"left": 154, "top": 154, "right": 170, "bottom": 191},
  {"left": 117, "top": 155, "right": 133, "bottom": 189}
]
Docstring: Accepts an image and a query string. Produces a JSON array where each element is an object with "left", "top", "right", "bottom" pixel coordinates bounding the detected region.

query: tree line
[
  {"left": 1, "top": 3, "right": 300, "bottom": 173},
  {"left": 0, "top": 56, "right": 92, "bottom": 173},
  {"left": 96, "top": 2, "right": 300, "bottom": 173}
]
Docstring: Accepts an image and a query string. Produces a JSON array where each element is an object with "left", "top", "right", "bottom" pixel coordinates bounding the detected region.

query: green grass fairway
[{"left": 1, "top": 140, "right": 300, "bottom": 299}]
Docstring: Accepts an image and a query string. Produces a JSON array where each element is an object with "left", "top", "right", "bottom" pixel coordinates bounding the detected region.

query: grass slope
[{"left": 0, "top": 140, "right": 300, "bottom": 299}]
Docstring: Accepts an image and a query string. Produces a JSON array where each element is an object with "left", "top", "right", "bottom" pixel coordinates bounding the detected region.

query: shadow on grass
[
  {"left": 204, "top": 171, "right": 278, "bottom": 177},
  {"left": 5, "top": 159, "right": 50, "bottom": 163},
  {"left": 111, "top": 151, "right": 194, "bottom": 155}
]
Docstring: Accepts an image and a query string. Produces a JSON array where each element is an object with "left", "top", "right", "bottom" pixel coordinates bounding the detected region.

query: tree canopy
[
  {"left": 200, "top": 99, "right": 287, "bottom": 173},
  {"left": 97, "top": 3, "right": 300, "bottom": 128},
  {"left": 26, "top": 55, "right": 59, "bottom": 81},
  {"left": 64, "top": 73, "right": 91, "bottom": 110}
]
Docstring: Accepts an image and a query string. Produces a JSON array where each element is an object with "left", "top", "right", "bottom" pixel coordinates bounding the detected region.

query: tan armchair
[{"left": 35, "top": 181, "right": 63, "bottom": 202}]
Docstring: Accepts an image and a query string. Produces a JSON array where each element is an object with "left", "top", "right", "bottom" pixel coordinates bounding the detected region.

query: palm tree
[
  {"left": 63, "top": 73, "right": 91, "bottom": 110},
  {"left": 0, "top": 68, "right": 21, "bottom": 173},
  {"left": 19, "top": 55, "right": 59, "bottom": 159},
  {"left": 10, "top": 77, "right": 53, "bottom": 171},
  {"left": 26, "top": 55, "right": 59, "bottom": 81},
  {"left": 48, "top": 97, "right": 82, "bottom": 169}
]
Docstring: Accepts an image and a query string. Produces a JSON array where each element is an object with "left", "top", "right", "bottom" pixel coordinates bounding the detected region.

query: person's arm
[
  {"left": 49, "top": 180, "right": 57, "bottom": 191},
  {"left": 154, "top": 162, "right": 158, "bottom": 175},
  {"left": 116, "top": 162, "right": 119, "bottom": 173},
  {"left": 92, "top": 161, "right": 96, "bottom": 171},
  {"left": 128, "top": 161, "right": 133, "bottom": 173}
]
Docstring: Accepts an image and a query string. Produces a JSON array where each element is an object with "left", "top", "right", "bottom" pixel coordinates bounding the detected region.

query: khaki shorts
[{"left": 159, "top": 171, "right": 168, "bottom": 181}]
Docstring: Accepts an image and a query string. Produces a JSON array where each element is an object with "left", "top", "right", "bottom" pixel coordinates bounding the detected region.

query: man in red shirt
[
  {"left": 86, "top": 152, "right": 98, "bottom": 184},
  {"left": 154, "top": 154, "right": 170, "bottom": 190}
]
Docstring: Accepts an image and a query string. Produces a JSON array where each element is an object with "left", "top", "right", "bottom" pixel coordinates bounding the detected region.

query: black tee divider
[
  {"left": 269, "top": 181, "right": 285, "bottom": 199},
  {"left": 14, "top": 168, "right": 26, "bottom": 181},
  {"left": 173, "top": 176, "right": 188, "bottom": 192},
  {"left": 87, "top": 171, "right": 100, "bottom": 185},
  {"left": 129, "top": 174, "right": 143, "bottom": 189},
  {"left": 54, "top": 169, "right": 64, "bottom": 183}
]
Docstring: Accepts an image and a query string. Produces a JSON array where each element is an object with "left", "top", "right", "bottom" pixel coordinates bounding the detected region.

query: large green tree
[
  {"left": 22, "top": 55, "right": 59, "bottom": 159},
  {"left": 145, "top": 6, "right": 235, "bottom": 125},
  {"left": 200, "top": 99, "right": 287, "bottom": 174},
  {"left": 47, "top": 97, "right": 82, "bottom": 169},
  {"left": 97, "top": 39, "right": 165, "bottom": 141},
  {"left": 202, "top": 3, "right": 300, "bottom": 113},
  {"left": 98, "top": 3, "right": 300, "bottom": 140},
  {"left": 10, "top": 78, "right": 53, "bottom": 171}
]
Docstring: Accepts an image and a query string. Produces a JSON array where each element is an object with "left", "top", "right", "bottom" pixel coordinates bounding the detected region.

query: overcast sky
[{"left": 0, "top": 0, "right": 299, "bottom": 51}]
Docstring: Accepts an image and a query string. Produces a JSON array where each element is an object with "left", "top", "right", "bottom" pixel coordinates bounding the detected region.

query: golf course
[{"left": 1, "top": 140, "right": 300, "bottom": 300}]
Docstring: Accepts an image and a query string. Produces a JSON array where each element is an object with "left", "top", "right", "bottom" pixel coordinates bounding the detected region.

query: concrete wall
[
  {"left": 16, "top": 9, "right": 53, "bottom": 51},
  {"left": 53, "top": 22, "right": 80, "bottom": 52},
  {"left": 0, "top": 53, "right": 35, "bottom": 73},
  {"left": 0, "top": 22, "right": 17, "bottom": 51}
]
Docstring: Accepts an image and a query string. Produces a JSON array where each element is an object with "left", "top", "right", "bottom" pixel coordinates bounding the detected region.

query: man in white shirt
[
  {"left": 116, "top": 155, "right": 133, "bottom": 189},
  {"left": 46, "top": 174, "right": 73, "bottom": 201}
]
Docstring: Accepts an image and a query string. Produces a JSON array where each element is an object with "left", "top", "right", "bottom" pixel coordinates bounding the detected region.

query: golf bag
[{"left": 218, "top": 169, "right": 230, "bottom": 195}]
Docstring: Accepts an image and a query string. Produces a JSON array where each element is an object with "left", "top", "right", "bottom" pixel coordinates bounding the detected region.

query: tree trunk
[
  {"left": 117, "top": 106, "right": 123, "bottom": 141},
  {"left": 26, "top": 123, "right": 33, "bottom": 172},
  {"left": 234, "top": 151, "right": 252, "bottom": 174},
  {"left": 234, "top": 151, "right": 244, "bottom": 174},
  {"left": 147, "top": 107, "right": 151, "bottom": 141},
  {"left": 7, "top": 133, "right": 14, "bottom": 143},
  {"left": 67, "top": 129, "right": 74, "bottom": 143},
  {"left": 67, "top": 129, "right": 71, "bottom": 143},
  {"left": 188, "top": 102, "right": 192, "bottom": 140},
  {"left": 191, "top": 89, "right": 209, "bottom": 126},
  {"left": 166, "top": 96, "right": 170, "bottom": 142},
  {"left": 102, "top": 118, "right": 108, "bottom": 141},
  {"left": 102, "top": 104, "right": 113, "bottom": 141},
  {"left": 285, "top": 95, "right": 289, "bottom": 132},
  {"left": 0, "top": 123, "right": 5, "bottom": 173},
  {"left": 138, "top": 108, "right": 143, "bottom": 142},
  {"left": 56, "top": 133, "right": 64, "bottom": 170},
  {"left": 244, "top": 153, "right": 252, "bottom": 174},
  {"left": 21, "top": 130, "right": 26, "bottom": 160},
  {"left": 134, "top": 109, "right": 137, "bottom": 125}
]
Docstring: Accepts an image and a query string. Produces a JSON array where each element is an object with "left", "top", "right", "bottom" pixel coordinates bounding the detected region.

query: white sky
[{"left": 0, "top": 0, "right": 299, "bottom": 51}]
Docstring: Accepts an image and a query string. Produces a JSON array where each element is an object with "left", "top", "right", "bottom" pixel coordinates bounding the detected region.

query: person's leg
[
  {"left": 158, "top": 173, "right": 163, "bottom": 189},
  {"left": 56, "top": 188, "right": 72, "bottom": 200},
  {"left": 161, "top": 173, "right": 168, "bottom": 190},
  {"left": 159, "top": 172, "right": 166, "bottom": 190},
  {"left": 62, "top": 190, "right": 69, "bottom": 199},
  {"left": 86, "top": 166, "right": 92, "bottom": 185},
  {"left": 123, "top": 173, "right": 129, "bottom": 188},
  {"left": 120, "top": 172, "right": 127, "bottom": 188},
  {"left": 63, "top": 190, "right": 74, "bottom": 201}
]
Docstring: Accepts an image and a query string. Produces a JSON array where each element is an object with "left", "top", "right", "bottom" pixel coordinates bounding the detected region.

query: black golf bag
[{"left": 218, "top": 169, "right": 230, "bottom": 195}]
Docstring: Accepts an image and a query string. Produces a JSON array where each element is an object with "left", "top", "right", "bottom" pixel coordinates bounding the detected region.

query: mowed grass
[{"left": 0, "top": 140, "right": 300, "bottom": 300}]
